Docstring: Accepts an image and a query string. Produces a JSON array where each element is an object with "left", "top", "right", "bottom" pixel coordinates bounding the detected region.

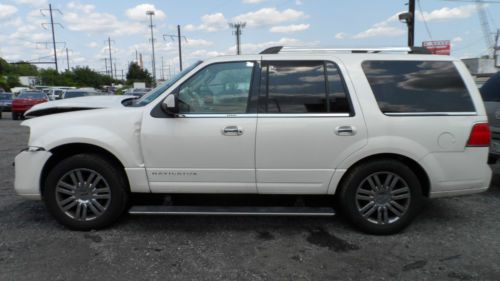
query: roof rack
[{"left": 260, "top": 46, "right": 431, "bottom": 55}]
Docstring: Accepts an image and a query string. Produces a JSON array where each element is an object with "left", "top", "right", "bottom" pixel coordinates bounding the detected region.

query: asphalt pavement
[{"left": 0, "top": 111, "right": 499, "bottom": 281}]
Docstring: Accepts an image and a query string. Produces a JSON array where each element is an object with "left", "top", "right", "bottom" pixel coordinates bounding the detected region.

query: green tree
[
  {"left": 7, "top": 75, "right": 21, "bottom": 89},
  {"left": 9, "top": 62, "right": 38, "bottom": 76},
  {"left": 126, "top": 62, "right": 153, "bottom": 87},
  {"left": 0, "top": 57, "right": 10, "bottom": 75}
]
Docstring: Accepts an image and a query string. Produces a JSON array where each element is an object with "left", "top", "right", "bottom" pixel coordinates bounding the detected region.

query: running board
[{"left": 129, "top": 206, "right": 335, "bottom": 216}]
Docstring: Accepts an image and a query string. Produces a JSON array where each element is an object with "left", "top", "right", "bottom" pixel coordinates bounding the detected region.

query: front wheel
[
  {"left": 338, "top": 159, "right": 423, "bottom": 235},
  {"left": 44, "top": 154, "right": 129, "bottom": 230}
]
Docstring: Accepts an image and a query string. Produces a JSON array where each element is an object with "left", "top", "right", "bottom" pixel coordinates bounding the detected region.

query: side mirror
[{"left": 161, "top": 93, "right": 178, "bottom": 116}]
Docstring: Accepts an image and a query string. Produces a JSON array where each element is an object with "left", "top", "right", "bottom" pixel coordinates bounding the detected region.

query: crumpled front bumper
[{"left": 14, "top": 149, "right": 52, "bottom": 200}]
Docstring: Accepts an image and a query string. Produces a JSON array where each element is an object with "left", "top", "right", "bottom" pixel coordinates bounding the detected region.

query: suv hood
[{"left": 25, "top": 95, "right": 136, "bottom": 117}]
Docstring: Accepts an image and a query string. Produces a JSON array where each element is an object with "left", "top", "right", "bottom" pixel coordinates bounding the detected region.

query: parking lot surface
[{"left": 0, "top": 112, "right": 499, "bottom": 281}]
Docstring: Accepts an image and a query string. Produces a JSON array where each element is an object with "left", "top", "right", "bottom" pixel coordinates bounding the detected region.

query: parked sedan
[
  {"left": 11, "top": 91, "right": 48, "bottom": 120},
  {"left": 0, "top": 92, "right": 13, "bottom": 111}
]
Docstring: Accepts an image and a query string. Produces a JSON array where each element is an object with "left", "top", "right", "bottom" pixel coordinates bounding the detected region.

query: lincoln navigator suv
[{"left": 14, "top": 47, "right": 492, "bottom": 234}]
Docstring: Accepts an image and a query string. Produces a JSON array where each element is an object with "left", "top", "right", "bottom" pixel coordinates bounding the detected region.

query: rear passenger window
[
  {"left": 262, "top": 61, "right": 350, "bottom": 114},
  {"left": 362, "top": 61, "right": 475, "bottom": 114}
]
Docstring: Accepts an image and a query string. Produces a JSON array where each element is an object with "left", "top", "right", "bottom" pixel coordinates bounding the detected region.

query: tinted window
[
  {"left": 178, "top": 62, "right": 254, "bottom": 114},
  {"left": 262, "top": 61, "right": 350, "bottom": 114},
  {"left": 362, "top": 60, "right": 475, "bottom": 113},
  {"left": 327, "top": 62, "right": 350, "bottom": 113}
]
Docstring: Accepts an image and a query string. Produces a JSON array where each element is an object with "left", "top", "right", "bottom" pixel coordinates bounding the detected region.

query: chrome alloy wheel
[
  {"left": 355, "top": 172, "right": 411, "bottom": 225},
  {"left": 55, "top": 168, "right": 111, "bottom": 221}
]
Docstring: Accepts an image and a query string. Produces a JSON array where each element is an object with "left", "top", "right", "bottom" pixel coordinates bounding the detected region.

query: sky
[{"left": 0, "top": 0, "right": 499, "bottom": 80}]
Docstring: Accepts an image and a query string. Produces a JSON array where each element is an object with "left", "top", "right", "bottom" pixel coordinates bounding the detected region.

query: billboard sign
[{"left": 422, "top": 40, "right": 451, "bottom": 55}]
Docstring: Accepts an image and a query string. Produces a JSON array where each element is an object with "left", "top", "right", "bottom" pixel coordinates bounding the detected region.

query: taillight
[{"left": 467, "top": 123, "right": 490, "bottom": 147}]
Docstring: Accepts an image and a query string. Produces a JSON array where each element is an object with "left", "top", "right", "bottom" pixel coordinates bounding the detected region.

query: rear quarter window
[{"left": 362, "top": 60, "right": 475, "bottom": 114}]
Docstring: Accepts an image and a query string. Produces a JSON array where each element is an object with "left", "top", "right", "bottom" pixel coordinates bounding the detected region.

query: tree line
[{"left": 0, "top": 57, "right": 154, "bottom": 92}]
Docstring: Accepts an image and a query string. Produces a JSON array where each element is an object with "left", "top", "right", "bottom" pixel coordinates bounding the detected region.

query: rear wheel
[
  {"left": 44, "top": 154, "right": 129, "bottom": 230},
  {"left": 338, "top": 159, "right": 423, "bottom": 235},
  {"left": 12, "top": 112, "right": 18, "bottom": 120}
]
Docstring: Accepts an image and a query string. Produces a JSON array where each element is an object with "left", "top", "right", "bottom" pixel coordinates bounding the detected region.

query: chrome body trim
[
  {"left": 178, "top": 113, "right": 351, "bottom": 118},
  {"left": 384, "top": 112, "right": 477, "bottom": 116}
]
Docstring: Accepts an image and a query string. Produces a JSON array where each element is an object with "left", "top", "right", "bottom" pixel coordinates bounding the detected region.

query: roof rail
[{"left": 259, "top": 46, "right": 431, "bottom": 55}]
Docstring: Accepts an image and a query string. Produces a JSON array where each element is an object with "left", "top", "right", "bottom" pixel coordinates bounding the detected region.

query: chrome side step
[{"left": 129, "top": 206, "right": 335, "bottom": 216}]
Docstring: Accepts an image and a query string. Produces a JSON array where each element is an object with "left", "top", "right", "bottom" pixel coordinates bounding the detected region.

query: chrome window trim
[
  {"left": 178, "top": 113, "right": 350, "bottom": 118},
  {"left": 384, "top": 112, "right": 477, "bottom": 116},
  {"left": 180, "top": 114, "right": 258, "bottom": 118}
]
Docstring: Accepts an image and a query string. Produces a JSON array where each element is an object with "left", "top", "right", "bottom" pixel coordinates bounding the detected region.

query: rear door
[{"left": 256, "top": 56, "right": 367, "bottom": 194}]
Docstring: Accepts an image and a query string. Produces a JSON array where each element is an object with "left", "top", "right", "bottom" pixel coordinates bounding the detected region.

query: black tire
[
  {"left": 12, "top": 112, "right": 18, "bottom": 120},
  {"left": 337, "top": 159, "right": 423, "bottom": 235},
  {"left": 44, "top": 154, "right": 129, "bottom": 230}
]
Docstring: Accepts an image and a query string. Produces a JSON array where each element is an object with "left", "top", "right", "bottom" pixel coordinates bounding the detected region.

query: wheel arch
[
  {"left": 40, "top": 143, "right": 130, "bottom": 196},
  {"left": 335, "top": 153, "right": 430, "bottom": 198}
]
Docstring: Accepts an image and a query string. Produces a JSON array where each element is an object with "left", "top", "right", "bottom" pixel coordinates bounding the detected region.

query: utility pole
[
  {"left": 108, "top": 37, "right": 114, "bottom": 79},
  {"left": 114, "top": 62, "right": 117, "bottom": 80},
  {"left": 65, "top": 48, "right": 70, "bottom": 71},
  {"left": 41, "top": 4, "right": 63, "bottom": 72},
  {"left": 161, "top": 56, "right": 165, "bottom": 80},
  {"left": 178, "top": 25, "right": 183, "bottom": 71},
  {"left": 146, "top": 10, "right": 156, "bottom": 86},
  {"left": 399, "top": 0, "right": 415, "bottom": 48},
  {"left": 104, "top": 58, "right": 108, "bottom": 76},
  {"left": 408, "top": 0, "right": 415, "bottom": 47},
  {"left": 229, "top": 22, "right": 246, "bottom": 55},
  {"left": 163, "top": 26, "right": 187, "bottom": 72},
  {"left": 495, "top": 29, "right": 500, "bottom": 67}
]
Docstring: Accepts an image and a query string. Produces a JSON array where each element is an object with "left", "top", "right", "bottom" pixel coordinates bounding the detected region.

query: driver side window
[{"left": 178, "top": 61, "right": 254, "bottom": 114}]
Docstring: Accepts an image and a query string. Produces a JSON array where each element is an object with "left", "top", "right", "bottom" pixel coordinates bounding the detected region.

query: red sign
[{"left": 422, "top": 40, "right": 451, "bottom": 55}]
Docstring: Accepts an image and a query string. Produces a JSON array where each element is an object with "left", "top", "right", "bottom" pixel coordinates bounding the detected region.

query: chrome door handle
[
  {"left": 222, "top": 126, "right": 243, "bottom": 136},
  {"left": 335, "top": 126, "right": 356, "bottom": 136}
]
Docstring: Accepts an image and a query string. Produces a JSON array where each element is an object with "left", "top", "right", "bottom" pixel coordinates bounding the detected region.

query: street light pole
[{"left": 146, "top": 10, "right": 156, "bottom": 86}]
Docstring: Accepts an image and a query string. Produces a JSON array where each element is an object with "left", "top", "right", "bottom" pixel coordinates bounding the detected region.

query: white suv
[{"left": 15, "top": 47, "right": 492, "bottom": 234}]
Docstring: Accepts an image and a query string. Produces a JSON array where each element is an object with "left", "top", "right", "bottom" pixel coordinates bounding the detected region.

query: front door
[{"left": 141, "top": 60, "right": 259, "bottom": 193}]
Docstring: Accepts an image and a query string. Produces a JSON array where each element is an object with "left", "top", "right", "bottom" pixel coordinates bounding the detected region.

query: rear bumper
[
  {"left": 421, "top": 148, "right": 492, "bottom": 198},
  {"left": 14, "top": 150, "right": 52, "bottom": 200}
]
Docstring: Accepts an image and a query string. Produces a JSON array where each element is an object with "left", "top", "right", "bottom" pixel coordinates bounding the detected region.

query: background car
[
  {"left": 124, "top": 88, "right": 151, "bottom": 98},
  {"left": 480, "top": 71, "right": 500, "bottom": 162},
  {"left": 0, "top": 92, "right": 13, "bottom": 111},
  {"left": 11, "top": 91, "right": 48, "bottom": 120},
  {"left": 61, "top": 89, "right": 97, "bottom": 99}
]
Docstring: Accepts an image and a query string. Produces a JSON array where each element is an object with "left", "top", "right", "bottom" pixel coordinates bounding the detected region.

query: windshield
[
  {"left": 134, "top": 60, "right": 203, "bottom": 107},
  {"left": 17, "top": 92, "right": 46, "bottom": 99}
]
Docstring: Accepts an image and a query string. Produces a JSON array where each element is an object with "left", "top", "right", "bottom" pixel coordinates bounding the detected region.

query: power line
[{"left": 417, "top": 0, "right": 433, "bottom": 40}]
